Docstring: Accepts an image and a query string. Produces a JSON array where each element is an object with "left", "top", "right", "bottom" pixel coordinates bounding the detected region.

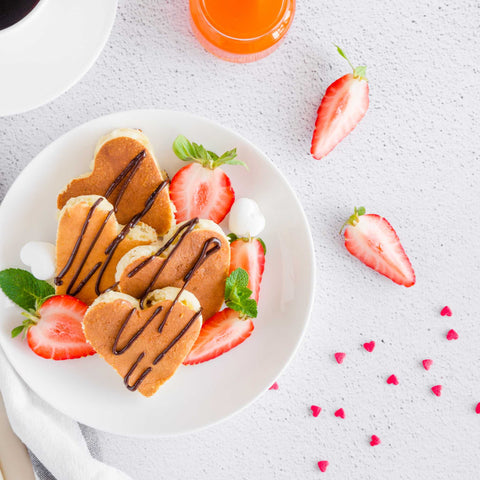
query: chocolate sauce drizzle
[
  {"left": 55, "top": 151, "right": 224, "bottom": 393},
  {"left": 54, "top": 197, "right": 104, "bottom": 287},
  {"left": 104, "top": 150, "right": 146, "bottom": 213},
  {"left": 113, "top": 221, "right": 222, "bottom": 392},
  {"left": 155, "top": 237, "right": 221, "bottom": 332},
  {"left": 123, "top": 352, "right": 151, "bottom": 392},
  {"left": 54, "top": 150, "right": 168, "bottom": 296},
  {"left": 120, "top": 310, "right": 202, "bottom": 392},
  {"left": 94, "top": 181, "right": 167, "bottom": 295},
  {"left": 113, "top": 306, "right": 162, "bottom": 355}
]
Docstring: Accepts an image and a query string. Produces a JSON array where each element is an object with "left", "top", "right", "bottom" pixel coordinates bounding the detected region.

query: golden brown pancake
[
  {"left": 57, "top": 129, "right": 175, "bottom": 236},
  {"left": 116, "top": 219, "right": 230, "bottom": 321},
  {"left": 83, "top": 289, "right": 202, "bottom": 397},
  {"left": 55, "top": 195, "right": 157, "bottom": 305}
]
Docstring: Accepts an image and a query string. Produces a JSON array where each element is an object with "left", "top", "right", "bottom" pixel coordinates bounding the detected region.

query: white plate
[
  {"left": 0, "top": 0, "right": 117, "bottom": 116},
  {"left": 0, "top": 109, "right": 315, "bottom": 436}
]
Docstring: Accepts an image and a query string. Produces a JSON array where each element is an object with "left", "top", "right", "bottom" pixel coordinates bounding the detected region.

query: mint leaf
[
  {"left": 0, "top": 268, "right": 54, "bottom": 312},
  {"left": 242, "top": 298, "right": 258, "bottom": 318},
  {"left": 225, "top": 268, "right": 249, "bottom": 296},
  {"left": 224, "top": 268, "right": 257, "bottom": 318}
]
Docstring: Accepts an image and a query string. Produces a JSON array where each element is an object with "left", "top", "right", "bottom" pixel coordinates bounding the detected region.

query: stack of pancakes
[{"left": 54, "top": 129, "right": 230, "bottom": 396}]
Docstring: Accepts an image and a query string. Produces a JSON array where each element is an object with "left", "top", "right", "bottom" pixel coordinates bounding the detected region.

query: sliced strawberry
[
  {"left": 170, "top": 135, "right": 246, "bottom": 223},
  {"left": 183, "top": 308, "right": 253, "bottom": 365},
  {"left": 342, "top": 207, "right": 415, "bottom": 287},
  {"left": 26, "top": 295, "right": 95, "bottom": 360},
  {"left": 311, "top": 46, "right": 369, "bottom": 160},
  {"left": 170, "top": 163, "right": 234, "bottom": 223},
  {"left": 229, "top": 238, "right": 266, "bottom": 302}
]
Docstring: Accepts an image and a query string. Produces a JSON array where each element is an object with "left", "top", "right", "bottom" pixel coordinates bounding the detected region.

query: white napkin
[{"left": 0, "top": 348, "right": 131, "bottom": 480}]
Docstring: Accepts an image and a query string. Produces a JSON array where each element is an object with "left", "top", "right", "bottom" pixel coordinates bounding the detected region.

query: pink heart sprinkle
[
  {"left": 318, "top": 461, "right": 329, "bottom": 472},
  {"left": 446, "top": 329, "right": 458, "bottom": 341},
  {"left": 334, "top": 408, "right": 345, "bottom": 419},
  {"left": 431, "top": 385, "right": 442, "bottom": 397},
  {"left": 269, "top": 382, "right": 279, "bottom": 390},
  {"left": 422, "top": 359, "right": 433, "bottom": 371},
  {"left": 370, "top": 435, "right": 381, "bottom": 446},
  {"left": 363, "top": 341, "right": 375, "bottom": 352},
  {"left": 310, "top": 405, "right": 321, "bottom": 417},
  {"left": 387, "top": 374, "right": 399, "bottom": 385},
  {"left": 441, "top": 306, "right": 452, "bottom": 316},
  {"left": 476, "top": 403, "right": 480, "bottom": 414},
  {"left": 334, "top": 352, "right": 346, "bottom": 364}
]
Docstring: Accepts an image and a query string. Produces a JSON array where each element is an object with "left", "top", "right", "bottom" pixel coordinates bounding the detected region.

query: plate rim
[{"left": 0, "top": 109, "right": 316, "bottom": 437}]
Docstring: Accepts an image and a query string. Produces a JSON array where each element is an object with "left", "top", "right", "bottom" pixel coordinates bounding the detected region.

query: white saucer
[{"left": 0, "top": 0, "right": 117, "bottom": 116}]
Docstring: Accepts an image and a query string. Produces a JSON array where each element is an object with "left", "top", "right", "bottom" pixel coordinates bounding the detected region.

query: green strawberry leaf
[
  {"left": 227, "top": 233, "right": 238, "bottom": 243},
  {"left": 257, "top": 238, "right": 267, "bottom": 255},
  {"left": 172, "top": 135, "right": 246, "bottom": 170},
  {"left": 334, "top": 44, "right": 367, "bottom": 80},
  {"left": 11, "top": 325, "right": 25, "bottom": 338},
  {"left": 0, "top": 268, "right": 54, "bottom": 312},
  {"left": 172, "top": 135, "right": 197, "bottom": 162}
]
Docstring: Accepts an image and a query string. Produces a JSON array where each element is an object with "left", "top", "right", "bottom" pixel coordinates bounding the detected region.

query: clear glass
[{"left": 189, "top": 0, "right": 295, "bottom": 63}]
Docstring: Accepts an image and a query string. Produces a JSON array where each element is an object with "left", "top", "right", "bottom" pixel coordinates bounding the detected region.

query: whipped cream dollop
[
  {"left": 228, "top": 198, "right": 265, "bottom": 237},
  {"left": 20, "top": 241, "right": 56, "bottom": 281}
]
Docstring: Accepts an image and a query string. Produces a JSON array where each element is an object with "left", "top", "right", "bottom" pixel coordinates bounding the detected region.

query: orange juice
[{"left": 189, "top": 0, "right": 295, "bottom": 63}]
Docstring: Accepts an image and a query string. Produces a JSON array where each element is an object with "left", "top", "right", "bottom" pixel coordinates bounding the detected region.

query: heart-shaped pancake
[
  {"left": 83, "top": 289, "right": 202, "bottom": 397},
  {"left": 55, "top": 195, "right": 157, "bottom": 305},
  {"left": 57, "top": 128, "right": 175, "bottom": 236},
  {"left": 116, "top": 218, "right": 230, "bottom": 321}
]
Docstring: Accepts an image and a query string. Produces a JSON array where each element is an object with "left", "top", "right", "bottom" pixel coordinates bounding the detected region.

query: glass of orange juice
[{"left": 189, "top": 0, "right": 295, "bottom": 63}]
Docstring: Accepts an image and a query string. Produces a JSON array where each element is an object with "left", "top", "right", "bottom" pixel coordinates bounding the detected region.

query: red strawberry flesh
[
  {"left": 311, "top": 72, "right": 369, "bottom": 160},
  {"left": 27, "top": 295, "right": 95, "bottom": 360},
  {"left": 344, "top": 212, "right": 415, "bottom": 287},
  {"left": 169, "top": 163, "right": 234, "bottom": 223},
  {"left": 183, "top": 308, "right": 253, "bottom": 365},
  {"left": 229, "top": 238, "right": 265, "bottom": 302}
]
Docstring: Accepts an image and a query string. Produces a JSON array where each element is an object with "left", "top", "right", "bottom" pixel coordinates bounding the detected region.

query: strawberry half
[
  {"left": 311, "top": 45, "right": 369, "bottom": 160},
  {"left": 24, "top": 295, "right": 95, "bottom": 360},
  {"left": 183, "top": 308, "right": 253, "bottom": 365},
  {"left": 170, "top": 135, "right": 246, "bottom": 223},
  {"left": 229, "top": 238, "right": 266, "bottom": 302},
  {"left": 342, "top": 207, "right": 415, "bottom": 287},
  {"left": 170, "top": 163, "right": 234, "bottom": 223}
]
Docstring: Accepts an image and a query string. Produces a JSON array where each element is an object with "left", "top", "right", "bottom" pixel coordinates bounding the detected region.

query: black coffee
[{"left": 0, "top": 0, "right": 41, "bottom": 30}]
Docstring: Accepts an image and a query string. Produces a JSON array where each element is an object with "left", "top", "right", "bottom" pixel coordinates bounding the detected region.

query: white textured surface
[{"left": 1, "top": 0, "right": 480, "bottom": 478}]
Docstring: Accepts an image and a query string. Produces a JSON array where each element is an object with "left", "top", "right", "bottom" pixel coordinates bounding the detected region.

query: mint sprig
[
  {"left": 0, "top": 268, "right": 54, "bottom": 312},
  {"left": 224, "top": 268, "right": 257, "bottom": 319},
  {"left": 173, "top": 135, "right": 247, "bottom": 170},
  {"left": 0, "top": 268, "right": 54, "bottom": 337}
]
